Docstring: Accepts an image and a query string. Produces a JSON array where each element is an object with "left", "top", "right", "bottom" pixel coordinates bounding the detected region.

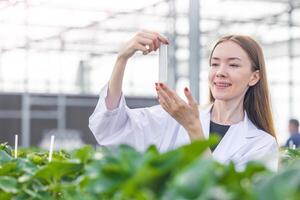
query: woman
[{"left": 89, "top": 30, "right": 278, "bottom": 171}]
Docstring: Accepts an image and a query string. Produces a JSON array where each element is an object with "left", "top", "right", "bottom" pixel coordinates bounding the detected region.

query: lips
[{"left": 214, "top": 82, "right": 232, "bottom": 88}]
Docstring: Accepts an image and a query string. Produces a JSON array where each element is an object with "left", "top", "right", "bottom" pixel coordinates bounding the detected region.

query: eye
[
  {"left": 211, "top": 63, "right": 219, "bottom": 67},
  {"left": 229, "top": 64, "right": 239, "bottom": 67}
]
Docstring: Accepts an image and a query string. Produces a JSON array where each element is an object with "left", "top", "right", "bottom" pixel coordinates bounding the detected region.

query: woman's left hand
[{"left": 155, "top": 82, "right": 204, "bottom": 140}]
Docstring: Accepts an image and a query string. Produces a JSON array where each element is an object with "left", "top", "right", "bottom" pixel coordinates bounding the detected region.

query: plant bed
[{"left": 0, "top": 139, "right": 300, "bottom": 200}]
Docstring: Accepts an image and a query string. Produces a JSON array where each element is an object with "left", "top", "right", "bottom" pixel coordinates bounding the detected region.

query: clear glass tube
[{"left": 159, "top": 44, "right": 168, "bottom": 83}]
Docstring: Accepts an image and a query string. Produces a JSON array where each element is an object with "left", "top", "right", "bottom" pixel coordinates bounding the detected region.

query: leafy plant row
[{"left": 1, "top": 138, "right": 300, "bottom": 200}]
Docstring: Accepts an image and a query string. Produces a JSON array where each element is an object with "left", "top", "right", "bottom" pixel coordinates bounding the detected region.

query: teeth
[{"left": 215, "top": 83, "right": 231, "bottom": 87}]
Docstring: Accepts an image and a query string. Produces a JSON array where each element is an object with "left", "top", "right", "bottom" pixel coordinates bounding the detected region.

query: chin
[
  {"left": 212, "top": 91, "right": 246, "bottom": 103},
  {"left": 211, "top": 92, "right": 231, "bottom": 101},
  {"left": 213, "top": 96, "right": 230, "bottom": 101}
]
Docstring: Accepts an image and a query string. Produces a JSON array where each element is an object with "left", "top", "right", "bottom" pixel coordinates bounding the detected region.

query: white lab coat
[{"left": 89, "top": 84, "right": 279, "bottom": 171}]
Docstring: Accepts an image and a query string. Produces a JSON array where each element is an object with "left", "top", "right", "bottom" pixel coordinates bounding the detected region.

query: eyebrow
[{"left": 211, "top": 57, "right": 242, "bottom": 61}]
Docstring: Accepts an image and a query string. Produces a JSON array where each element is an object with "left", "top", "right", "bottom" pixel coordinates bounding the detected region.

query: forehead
[{"left": 211, "top": 41, "right": 249, "bottom": 61}]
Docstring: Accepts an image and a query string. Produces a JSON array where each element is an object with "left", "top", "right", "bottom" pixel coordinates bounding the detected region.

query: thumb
[{"left": 184, "top": 87, "right": 197, "bottom": 106}]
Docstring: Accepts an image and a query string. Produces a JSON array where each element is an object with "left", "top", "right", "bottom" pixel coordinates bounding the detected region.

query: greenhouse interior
[{"left": 1, "top": 0, "right": 300, "bottom": 199}]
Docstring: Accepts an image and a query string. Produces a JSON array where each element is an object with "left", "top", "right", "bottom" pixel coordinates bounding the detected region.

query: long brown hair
[{"left": 208, "top": 35, "right": 277, "bottom": 140}]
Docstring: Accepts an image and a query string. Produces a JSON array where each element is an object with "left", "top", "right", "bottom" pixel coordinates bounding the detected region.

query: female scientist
[{"left": 89, "top": 30, "right": 278, "bottom": 171}]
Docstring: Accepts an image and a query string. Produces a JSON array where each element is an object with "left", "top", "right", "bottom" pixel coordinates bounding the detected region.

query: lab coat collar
[
  {"left": 200, "top": 103, "right": 261, "bottom": 139},
  {"left": 200, "top": 103, "right": 263, "bottom": 163}
]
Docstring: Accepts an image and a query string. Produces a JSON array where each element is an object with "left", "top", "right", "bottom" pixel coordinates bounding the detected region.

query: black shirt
[{"left": 209, "top": 120, "right": 230, "bottom": 152}]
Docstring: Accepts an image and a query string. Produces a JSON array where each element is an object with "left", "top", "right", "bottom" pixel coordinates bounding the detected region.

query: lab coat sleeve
[
  {"left": 234, "top": 138, "right": 279, "bottom": 172},
  {"left": 89, "top": 84, "right": 181, "bottom": 152}
]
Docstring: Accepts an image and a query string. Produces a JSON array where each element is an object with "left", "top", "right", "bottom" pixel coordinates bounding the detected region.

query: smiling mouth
[{"left": 214, "top": 82, "right": 232, "bottom": 88}]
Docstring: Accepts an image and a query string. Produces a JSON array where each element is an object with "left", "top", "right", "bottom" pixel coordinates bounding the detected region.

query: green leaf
[
  {"left": 218, "top": 162, "right": 252, "bottom": 200},
  {"left": 73, "top": 145, "right": 94, "bottom": 163},
  {"left": 0, "top": 176, "right": 18, "bottom": 193},
  {"left": 34, "top": 161, "right": 83, "bottom": 183},
  {"left": 0, "top": 150, "right": 12, "bottom": 165},
  {"left": 27, "top": 153, "right": 47, "bottom": 165},
  {"left": 119, "top": 146, "right": 179, "bottom": 197},
  {"left": 0, "top": 192, "right": 12, "bottom": 200},
  {"left": 115, "top": 138, "right": 215, "bottom": 199},
  {"left": 81, "top": 145, "right": 143, "bottom": 197},
  {"left": 163, "top": 159, "right": 221, "bottom": 199},
  {"left": 0, "top": 162, "right": 17, "bottom": 176},
  {"left": 16, "top": 158, "right": 39, "bottom": 183},
  {"left": 174, "top": 135, "right": 219, "bottom": 169},
  {"left": 254, "top": 161, "right": 300, "bottom": 200},
  {"left": 0, "top": 143, "right": 12, "bottom": 156}
]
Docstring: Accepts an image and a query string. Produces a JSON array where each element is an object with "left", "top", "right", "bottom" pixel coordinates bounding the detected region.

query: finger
[
  {"left": 142, "top": 30, "right": 169, "bottom": 44},
  {"left": 143, "top": 33, "right": 159, "bottom": 51},
  {"left": 137, "top": 31, "right": 165, "bottom": 51},
  {"left": 139, "top": 31, "right": 158, "bottom": 41},
  {"left": 142, "top": 32, "right": 159, "bottom": 50},
  {"left": 149, "top": 43, "right": 155, "bottom": 52},
  {"left": 156, "top": 86, "right": 171, "bottom": 111},
  {"left": 137, "top": 37, "right": 154, "bottom": 46},
  {"left": 157, "top": 34, "right": 169, "bottom": 44},
  {"left": 136, "top": 37, "right": 156, "bottom": 53},
  {"left": 184, "top": 87, "right": 197, "bottom": 106},
  {"left": 158, "top": 94, "right": 170, "bottom": 112},
  {"left": 159, "top": 83, "right": 180, "bottom": 103},
  {"left": 154, "top": 39, "right": 160, "bottom": 51},
  {"left": 137, "top": 31, "right": 159, "bottom": 49},
  {"left": 157, "top": 88, "right": 173, "bottom": 106},
  {"left": 134, "top": 43, "right": 149, "bottom": 55}
]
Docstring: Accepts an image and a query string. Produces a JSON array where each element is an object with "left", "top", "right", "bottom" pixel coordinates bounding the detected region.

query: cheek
[
  {"left": 231, "top": 71, "right": 251, "bottom": 84},
  {"left": 231, "top": 74, "right": 251, "bottom": 93},
  {"left": 208, "top": 70, "right": 215, "bottom": 83}
]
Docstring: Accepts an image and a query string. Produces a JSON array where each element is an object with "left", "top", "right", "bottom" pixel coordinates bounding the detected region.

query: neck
[
  {"left": 291, "top": 131, "right": 299, "bottom": 135},
  {"left": 211, "top": 96, "right": 245, "bottom": 125}
]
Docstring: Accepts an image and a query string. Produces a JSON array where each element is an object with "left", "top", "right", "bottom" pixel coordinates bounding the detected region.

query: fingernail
[
  {"left": 184, "top": 87, "right": 189, "bottom": 92},
  {"left": 159, "top": 83, "right": 164, "bottom": 88}
]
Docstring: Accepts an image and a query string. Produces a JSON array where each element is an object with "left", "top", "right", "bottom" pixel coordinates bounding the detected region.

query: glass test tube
[{"left": 159, "top": 44, "right": 168, "bottom": 83}]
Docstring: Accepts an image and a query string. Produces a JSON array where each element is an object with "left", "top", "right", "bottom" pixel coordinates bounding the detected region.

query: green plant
[{"left": 1, "top": 138, "right": 300, "bottom": 200}]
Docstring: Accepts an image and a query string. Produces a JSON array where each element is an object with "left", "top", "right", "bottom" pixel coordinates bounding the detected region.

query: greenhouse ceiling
[{"left": 0, "top": 0, "right": 299, "bottom": 56}]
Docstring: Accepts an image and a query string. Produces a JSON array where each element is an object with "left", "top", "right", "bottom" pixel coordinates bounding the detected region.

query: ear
[{"left": 249, "top": 70, "right": 260, "bottom": 86}]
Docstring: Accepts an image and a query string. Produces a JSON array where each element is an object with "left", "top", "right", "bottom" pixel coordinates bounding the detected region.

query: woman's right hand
[{"left": 117, "top": 30, "right": 169, "bottom": 60}]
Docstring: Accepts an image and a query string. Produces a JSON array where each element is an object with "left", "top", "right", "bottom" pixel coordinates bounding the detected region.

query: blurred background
[{"left": 0, "top": 0, "right": 300, "bottom": 149}]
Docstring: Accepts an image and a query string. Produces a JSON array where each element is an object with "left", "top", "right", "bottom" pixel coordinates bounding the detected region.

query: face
[
  {"left": 209, "top": 41, "right": 260, "bottom": 102},
  {"left": 289, "top": 123, "right": 298, "bottom": 134}
]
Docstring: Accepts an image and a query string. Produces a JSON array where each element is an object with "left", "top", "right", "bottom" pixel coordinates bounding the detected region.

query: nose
[{"left": 215, "top": 64, "right": 228, "bottom": 78}]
